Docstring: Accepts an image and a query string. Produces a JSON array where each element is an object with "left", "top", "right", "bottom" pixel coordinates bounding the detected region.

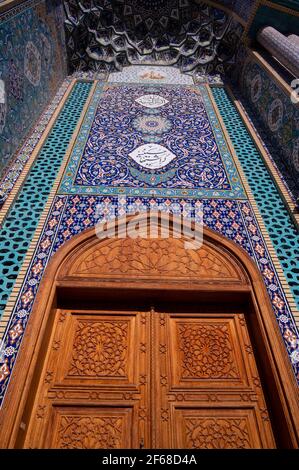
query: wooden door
[
  {"left": 23, "top": 308, "right": 276, "bottom": 449},
  {"left": 24, "top": 309, "right": 150, "bottom": 449},
  {"left": 152, "top": 310, "right": 276, "bottom": 449}
]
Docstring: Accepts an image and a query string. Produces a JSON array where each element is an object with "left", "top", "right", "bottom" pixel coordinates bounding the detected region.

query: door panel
[
  {"left": 154, "top": 311, "right": 276, "bottom": 449},
  {"left": 54, "top": 313, "right": 138, "bottom": 385},
  {"left": 174, "top": 408, "right": 262, "bottom": 449},
  {"left": 24, "top": 310, "right": 149, "bottom": 449},
  {"left": 23, "top": 309, "right": 276, "bottom": 449},
  {"left": 47, "top": 406, "right": 134, "bottom": 449}
]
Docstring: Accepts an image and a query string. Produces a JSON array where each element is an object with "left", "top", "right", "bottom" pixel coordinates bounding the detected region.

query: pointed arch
[{"left": 57, "top": 212, "right": 248, "bottom": 285}]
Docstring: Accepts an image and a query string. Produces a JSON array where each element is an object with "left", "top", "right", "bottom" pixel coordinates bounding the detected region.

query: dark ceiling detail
[
  {"left": 217, "top": 0, "right": 256, "bottom": 22},
  {"left": 64, "top": 0, "right": 244, "bottom": 75}
]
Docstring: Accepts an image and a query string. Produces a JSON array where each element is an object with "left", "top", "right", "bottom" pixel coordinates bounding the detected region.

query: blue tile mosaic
[
  {"left": 0, "top": 0, "right": 67, "bottom": 177},
  {"left": 59, "top": 83, "right": 246, "bottom": 199},
  {"left": 240, "top": 58, "right": 299, "bottom": 184}
]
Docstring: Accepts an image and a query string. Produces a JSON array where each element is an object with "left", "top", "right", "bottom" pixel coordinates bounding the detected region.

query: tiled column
[
  {"left": 257, "top": 26, "right": 299, "bottom": 77},
  {"left": 288, "top": 34, "right": 299, "bottom": 48}
]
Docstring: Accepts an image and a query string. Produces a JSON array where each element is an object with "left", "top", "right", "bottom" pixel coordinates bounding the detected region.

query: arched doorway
[{"left": 1, "top": 214, "right": 298, "bottom": 448}]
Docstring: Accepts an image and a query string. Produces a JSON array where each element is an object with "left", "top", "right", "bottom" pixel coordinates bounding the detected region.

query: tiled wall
[
  {"left": 0, "top": 0, "right": 67, "bottom": 177},
  {"left": 238, "top": 53, "right": 299, "bottom": 187}
]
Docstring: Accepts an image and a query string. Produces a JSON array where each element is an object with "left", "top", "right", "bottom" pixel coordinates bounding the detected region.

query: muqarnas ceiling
[{"left": 64, "top": 0, "right": 244, "bottom": 75}]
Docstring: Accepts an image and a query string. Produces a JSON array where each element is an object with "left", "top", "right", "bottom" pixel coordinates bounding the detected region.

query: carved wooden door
[
  {"left": 152, "top": 310, "right": 276, "bottom": 449},
  {"left": 23, "top": 308, "right": 276, "bottom": 449},
  {"left": 24, "top": 309, "right": 150, "bottom": 449}
]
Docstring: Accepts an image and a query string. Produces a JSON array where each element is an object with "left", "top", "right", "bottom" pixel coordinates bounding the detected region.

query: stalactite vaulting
[{"left": 64, "top": 0, "right": 243, "bottom": 75}]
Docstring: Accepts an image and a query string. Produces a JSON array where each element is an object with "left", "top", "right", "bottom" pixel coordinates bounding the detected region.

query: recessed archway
[{"left": 0, "top": 214, "right": 298, "bottom": 448}]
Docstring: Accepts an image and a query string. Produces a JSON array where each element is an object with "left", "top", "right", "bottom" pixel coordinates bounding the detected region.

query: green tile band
[{"left": 212, "top": 87, "right": 299, "bottom": 309}]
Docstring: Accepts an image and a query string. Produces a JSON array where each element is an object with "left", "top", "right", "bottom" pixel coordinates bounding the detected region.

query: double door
[{"left": 23, "top": 308, "right": 276, "bottom": 448}]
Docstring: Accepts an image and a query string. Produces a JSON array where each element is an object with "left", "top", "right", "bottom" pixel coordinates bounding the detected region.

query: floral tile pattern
[
  {"left": 0, "top": 0, "right": 67, "bottom": 178},
  {"left": 59, "top": 83, "right": 246, "bottom": 199}
]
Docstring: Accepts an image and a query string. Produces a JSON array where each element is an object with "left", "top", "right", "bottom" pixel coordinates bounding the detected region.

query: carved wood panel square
[
  {"left": 49, "top": 407, "right": 133, "bottom": 449},
  {"left": 68, "top": 319, "right": 129, "bottom": 377},
  {"left": 56, "top": 313, "right": 138, "bottom": 385},
  {"left": 168, "top": 316, "right": 247, "bottom": 387},
  {"left": 174, "top": 408, "right": 262, "bottom": 449}
]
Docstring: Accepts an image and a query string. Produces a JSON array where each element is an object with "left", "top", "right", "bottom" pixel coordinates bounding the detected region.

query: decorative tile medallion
[
  {"left": 129, "top": 144, "right": 176, "bottom": 169},
  {"left": 135, "top": 94, "right": 169, "bottom": 108},
  {"left": 24, "top": 41, "right": 41, "bottom": 87},
  {"left": 131, "top": 116, "right": 172, "bottom": 143}
]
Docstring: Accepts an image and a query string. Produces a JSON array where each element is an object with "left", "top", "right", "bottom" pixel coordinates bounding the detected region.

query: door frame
[{"left": 0, "top": 214, "right": 298, "bottom": 448}]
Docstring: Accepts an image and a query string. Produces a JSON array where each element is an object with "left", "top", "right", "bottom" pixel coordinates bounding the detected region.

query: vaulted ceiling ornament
[{"left": 63, "top": 0, "right": 244, "bottom": 76}]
